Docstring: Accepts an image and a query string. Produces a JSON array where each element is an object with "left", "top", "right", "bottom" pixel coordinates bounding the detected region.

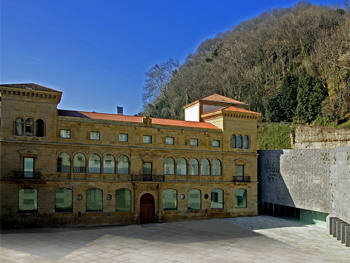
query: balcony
[
  {"left": 132, "top": 174, "right": 164, "bottom": 182},
  {"left": 13, "top": 171, "right": 41, "bottom": 179},
  {"left": 233, "top": 176, "right": 251, "bottom": 182}
]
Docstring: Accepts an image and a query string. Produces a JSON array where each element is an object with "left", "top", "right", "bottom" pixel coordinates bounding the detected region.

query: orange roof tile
[
  {"left": 201, "top": 93, "right": 247, "bottom": 105},
  {"left": 201, "top": 106, "right": 261, "bottom": 116},
  {"left": 58, "top": 110, "right": 220, "bottom": 130},
  {"left": 223, "top": 106, "right": 261, "bottom": 115}
]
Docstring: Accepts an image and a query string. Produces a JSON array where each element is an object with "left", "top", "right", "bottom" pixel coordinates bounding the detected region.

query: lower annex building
[{"left": 0, "top": 83, "right": 261, "bottom": 228}]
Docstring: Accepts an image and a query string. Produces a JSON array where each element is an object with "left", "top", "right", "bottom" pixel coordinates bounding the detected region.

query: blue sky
[{"left": 1, "top": 0, "right": 343, "bottom": 115}]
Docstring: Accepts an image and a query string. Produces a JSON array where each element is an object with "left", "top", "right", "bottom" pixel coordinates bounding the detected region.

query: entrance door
[{"left": 140, "top": 193, "right": 154, "bottom": 224}]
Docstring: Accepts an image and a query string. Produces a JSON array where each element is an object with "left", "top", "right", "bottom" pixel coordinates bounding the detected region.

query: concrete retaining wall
[{"left": 258, "top": 147, "right": 350, "bottom": 224}]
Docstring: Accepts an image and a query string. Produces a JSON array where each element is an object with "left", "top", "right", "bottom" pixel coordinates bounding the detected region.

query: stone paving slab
[{"left": 0, "top": 216, "right": 348, "bottom": 262}]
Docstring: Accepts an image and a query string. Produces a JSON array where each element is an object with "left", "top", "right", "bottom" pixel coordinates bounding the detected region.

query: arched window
[
  {"left": 235, "top": 188, "right": 247, "bottom": 208},
  {"left": 89, "top": 154, "right": 100, "bottom": 173},
  {"left": 212, "top": 159, "right": 221, "bottom": 176},
  {"left": 188, "top": 189, "right": 201, "bottom": 210},
  {"left": 201, "top": 159, "right": 210, "bottom": 176},
  {"left": 57, "top": 152, "right": 71, "bottom": 173},
  {"left": 189, "top": 158, "right": 199, "bottom": 175},
  {"left": 103, "top": 154, "right": 115, "bottom": 174},
  {"left": 164, "top": 157, "right": 175, "bottom": 175},
  {"left": 231, "top": 134, "right": 236, "bottom": 148},
  {"left": 211, "top": 189, "right": 223, "bottom": 209},
  {"left": 177, "top": 158, "right": 187, "bottom": 175},
  {"left": 19, "top": 188, "right": 37, "bottom": 212},
  {"left": 15, "top": 117, "right": 24, "bottom": 136},
  {"left": 25, "top": 118, "right": 34, "bottom": 136},
  {"left": 163, "top": 189, "right": 177, "bottom": 210},
  {"left": 117, "top": 155, "right": 129, "bottom": 174},
  {"left": 115, "top": 189, "right": 131, "bottom": 211},
  {"left": 244, "top": 135, "right": 249, "bottom": 149},
  {"left": 237, "top": 135, "right": 243, "bottom": 149},
  {"left": 55, "top": 188, "right": 73, "bottom": 212},
  {"left": 86, "top": 188, "right": 103, "bottom": 212},
  {"left": 35, "top": 119, "right": 44, "bottom": 137},
  {"left": 73, "top": 153, "right": 86, "bottom": 173}
]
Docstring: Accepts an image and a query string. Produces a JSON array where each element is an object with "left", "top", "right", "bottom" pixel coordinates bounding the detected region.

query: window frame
[
  {"left": 35, "top": 119, "right": 45, "bottom": 137},
  {"left": 60, "top": 129, "right": 71, "bottom": 139},
  {"left": 190, "top": 138, "right": 198, "bottom": 146},
  {"left": 244, "top": 135, "right": 249, "bottom": 149},
  {"left": 188, "top": 189, "right": 201, "bottom": 210},
  {"left": 90, "top": 131, "right": 100, "bottom": 140},
  {"left": 212, "top": 140, "right": 220, "bottom": 148},
  {"left": 166, "top": 136, "right": 174, "bottom": 145},
  {"left": 119, "top": 133, "right": 128, "bottom": 142},
  {"left": 143, "top": 135, "right": 152, "bottom": 144},
  {"left": 23, "top": 157, "right": 34, "bottom": 178},
  {"left": 15, "top": 117, "right": 24, "bottom": 136},
  {"left": 163, "top": 189, "right": 177, "bottom": 211},
  {"left": 19, "top": 188, "right": 38, "bottom": 213},
  {"left": 235, "top": 188, "right": 247, "bottom": 208},
  {"left": 55, "top": 188, "right": 73, "bottom": 213}
]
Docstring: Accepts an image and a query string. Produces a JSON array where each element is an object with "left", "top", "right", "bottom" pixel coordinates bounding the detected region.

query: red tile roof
[
  {"left": 58, "top": 110, "right": 220, "bottom": 129},
  {"left": 202, "top": 106, "right": 261, "bottom": 116},
  {"left": 0, "top": 83, "right": 61, "bottom": 93},
  {"left": 201, "top": 93, "right": 247, "bottom": 105},
  {"left": 223, "top": 106, "right": 261, "bottom": 115}
]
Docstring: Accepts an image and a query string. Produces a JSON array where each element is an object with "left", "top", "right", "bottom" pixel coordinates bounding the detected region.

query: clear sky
[{"left": 1, "top": 0, "right": 343, "bottom": 115}]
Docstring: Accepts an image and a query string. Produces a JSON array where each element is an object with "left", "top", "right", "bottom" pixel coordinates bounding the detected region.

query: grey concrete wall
[{"left": 258, "top": 147, "right": 350, "bottom": 223}]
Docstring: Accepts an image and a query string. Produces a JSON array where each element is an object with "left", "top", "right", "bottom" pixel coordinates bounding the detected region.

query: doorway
[{"left": 140, "top": 193, "right": 155, "bottom": 224}]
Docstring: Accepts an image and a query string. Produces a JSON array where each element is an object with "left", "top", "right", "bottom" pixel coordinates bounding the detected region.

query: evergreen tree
[
  {"left": 297, "top": 68, "right": 328, "bottom": 122},
  {"left": 266, "top": 70, "right": 298, "bottom": 122}
]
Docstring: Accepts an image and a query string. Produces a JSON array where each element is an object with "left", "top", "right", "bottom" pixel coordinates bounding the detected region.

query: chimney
[{"left": 117, "top": 106, "right": 123, "bottom": 115}]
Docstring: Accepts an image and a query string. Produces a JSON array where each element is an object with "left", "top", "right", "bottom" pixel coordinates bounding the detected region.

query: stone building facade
[{"left": 0, "top": 84, "right": 260, "bottom": 228}]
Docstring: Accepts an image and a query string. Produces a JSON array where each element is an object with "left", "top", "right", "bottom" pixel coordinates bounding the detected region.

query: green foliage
[
  {"left": 266, "top": 70, "right": 298, "bottom": 122},
  {"left": 258, "top": 124, "right": 292, "bottom": 150},
  {"left": 140, "top": 3, "right": 348, "bottom": 122},
  {"left": 297, "top": 68, "right": 328, "bottom": 122}
]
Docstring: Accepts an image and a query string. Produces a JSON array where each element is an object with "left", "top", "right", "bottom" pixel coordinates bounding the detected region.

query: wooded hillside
[{"left": 142, "top": 1, "right": 350, "bottom": 125}]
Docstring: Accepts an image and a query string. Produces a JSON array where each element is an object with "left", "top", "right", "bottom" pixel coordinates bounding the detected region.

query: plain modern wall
[{"left": 258, "top": 147, "right": 350, "bottom": 224}]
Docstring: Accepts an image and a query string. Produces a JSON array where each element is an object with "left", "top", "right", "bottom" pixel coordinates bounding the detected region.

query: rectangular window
[
  {"left": 212, "top": 140, "right": 220, "bottom": 147},
  {"left": 90, "top": 131, "right": 100, "bottom": 140},
  {"left": 60, "top": 129, "right": 70, "bottom": 139},
  {"left": 237, "top": 165, "right": 244, "bottom": 180},
  {"left": 23, "top": 157, "right": 34, "bottom": 178},
  {"left": 119, "top": 133, "right": 128, "bottom": 142},
  {"left": 143, "top": 135, "right": 152, "bottom": 144},
  {"left": 166, "top": 137, "right": 174, "bottom": 145},
  {"left": 190, "top": 138, "right": 198, "bottom": 146},
  {"left": 19, "top": 188, "right": 38, "bottom": 212}
]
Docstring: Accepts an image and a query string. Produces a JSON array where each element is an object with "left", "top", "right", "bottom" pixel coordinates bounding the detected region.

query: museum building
[{"left": 0, "top": 83, "right": 260, "bottom": 228}]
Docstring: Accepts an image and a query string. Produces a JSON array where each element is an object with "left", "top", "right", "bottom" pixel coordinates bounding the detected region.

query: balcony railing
[
  {"left": 132, "top": 174, "right": 164, "bottom": 182},
  {"left": 13, "top": 171, "right": 41, "bottom": 179},
  {"left": 233, "top": 176, "right": 251, "bottom": 182}
]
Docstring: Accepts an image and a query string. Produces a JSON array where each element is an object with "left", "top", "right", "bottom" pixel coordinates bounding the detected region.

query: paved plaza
[{"left": 0, "top": 216, "right": 349, "bottom": 262}]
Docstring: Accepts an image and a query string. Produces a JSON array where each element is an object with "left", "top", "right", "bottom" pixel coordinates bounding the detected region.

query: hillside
[{"left": 142, "top": 2, "right": 350, "bottom": 126}]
